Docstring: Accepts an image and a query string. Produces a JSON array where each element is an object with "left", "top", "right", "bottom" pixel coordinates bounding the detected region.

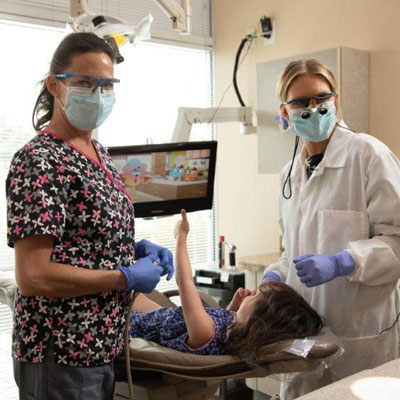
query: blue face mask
[
  {"left": 288, "top": 101, "right": 337, "bottom": 142},
  {"left": 62, "top": 87, "right": 116, "bottom": 131}
]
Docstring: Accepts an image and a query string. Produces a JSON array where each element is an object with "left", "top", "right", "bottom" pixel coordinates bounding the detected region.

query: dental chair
[
  {"left": 0, "top": 275, "right": 342, "bottom": 400},
  {"left": 114, "top": 289, "right": 342, "bottom": 400}
]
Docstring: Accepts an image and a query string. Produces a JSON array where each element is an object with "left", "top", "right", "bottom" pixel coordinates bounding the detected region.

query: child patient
[{"left": 130, "top": 210, "right": 323, "bottom": 356}]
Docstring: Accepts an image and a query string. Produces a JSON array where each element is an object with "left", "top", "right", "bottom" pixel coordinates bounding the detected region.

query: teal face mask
[
  {"left": 288, "top": 101, "right": 337, "bottom": 142},
  {"left": 63, "top": 87, "right": 116, "bottom": 131}
]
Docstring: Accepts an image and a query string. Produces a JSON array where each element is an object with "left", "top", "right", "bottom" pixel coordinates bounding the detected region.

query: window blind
[
  {"left": 0, "top": 304, "right": 13, "bottom": 334},
  {"left": 134, "top": 209, "right": 214, "bottom": 294},
  {"left": 0, "top": 0, "right": 212, "bottom": 48}
]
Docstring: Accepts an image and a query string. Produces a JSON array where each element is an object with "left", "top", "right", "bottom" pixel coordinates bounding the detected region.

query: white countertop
[
  {"left": 297, "top": 358, "right": 400, "bottom": 400},
  {"left": 238, "top": 253, "right": 281, "bottom": 273}
]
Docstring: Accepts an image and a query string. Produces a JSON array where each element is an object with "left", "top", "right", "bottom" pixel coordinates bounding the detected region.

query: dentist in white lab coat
[{"left": 262, "top": 59, "right": 400, "bottom": 400}]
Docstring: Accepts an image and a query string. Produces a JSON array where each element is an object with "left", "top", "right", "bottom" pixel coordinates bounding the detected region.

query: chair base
[{"left": 114, "top": 370, "right": 220, "bottom": 400}]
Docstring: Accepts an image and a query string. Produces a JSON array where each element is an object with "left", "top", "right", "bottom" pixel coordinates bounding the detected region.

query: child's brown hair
[{"left": 226, "top": 281, "right": 323, "bottom": 356}]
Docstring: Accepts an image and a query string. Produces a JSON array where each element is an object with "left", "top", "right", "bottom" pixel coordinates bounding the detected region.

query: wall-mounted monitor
[{"left": 107, "top": 141, "right": 217, "bottom": 218}]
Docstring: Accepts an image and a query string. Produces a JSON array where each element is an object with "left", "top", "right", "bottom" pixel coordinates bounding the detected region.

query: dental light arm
[
  {"left": 70, "top": 0, "right": 89, "bottom": 18},
  {"left": 172, "top": 107, "right": 256, "bottom": 142},
  {"left": 153, "top": 0, "right": 192, "bottom": 34}
]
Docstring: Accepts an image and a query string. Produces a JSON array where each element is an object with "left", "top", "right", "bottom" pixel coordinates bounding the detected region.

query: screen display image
[
  {"left": 112, "top": 150, "right": 211, "bottom": 202},
  {"left": 108, "top": 141, "right": 217, "bottom": 217}
]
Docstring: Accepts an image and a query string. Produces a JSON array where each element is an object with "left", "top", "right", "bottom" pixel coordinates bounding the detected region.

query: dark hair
[
  {"left": 32, "top": 32, "right": 116, "bottom": 131},
  {"left": 226, "top": 281, "right": 323, "bottom": 357}
]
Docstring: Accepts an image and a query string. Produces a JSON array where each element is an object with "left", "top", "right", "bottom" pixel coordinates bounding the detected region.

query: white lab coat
[{"left": 265, "top": 124, "right": 400, "bottom": 399}]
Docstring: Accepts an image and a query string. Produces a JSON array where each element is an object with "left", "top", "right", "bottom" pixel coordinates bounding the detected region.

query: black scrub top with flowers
[{"left": 6, "top": 130, "right": 135, "bottom": 367}]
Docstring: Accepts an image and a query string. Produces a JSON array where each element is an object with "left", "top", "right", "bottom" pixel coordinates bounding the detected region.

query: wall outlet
[{"left": 263, "top": 20, "right": 275, "bottom": 45}]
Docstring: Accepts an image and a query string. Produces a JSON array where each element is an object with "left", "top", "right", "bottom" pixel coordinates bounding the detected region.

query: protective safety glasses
[
  {"left": 284, "top": 92, "right": 336, "bottom": 109},
  {"left": 54, "top": 73, "right": 120, "bottom": 94}
]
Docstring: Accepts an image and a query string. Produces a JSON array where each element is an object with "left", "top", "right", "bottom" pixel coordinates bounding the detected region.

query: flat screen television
[{"left": 107, "top": 141, "right": 217, "bottom": 218}]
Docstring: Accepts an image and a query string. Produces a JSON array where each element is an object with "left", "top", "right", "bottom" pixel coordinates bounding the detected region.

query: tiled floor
[{"left": 0, "top": 332, "right": 18, "bottom": 399}]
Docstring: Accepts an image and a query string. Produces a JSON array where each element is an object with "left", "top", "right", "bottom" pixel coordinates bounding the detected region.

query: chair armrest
[
  {"left": 163, "top": 289, "right": 219, "bottom": 309},
  {"left": 145, "top": 290, "right": 176, "bottom": 308}
]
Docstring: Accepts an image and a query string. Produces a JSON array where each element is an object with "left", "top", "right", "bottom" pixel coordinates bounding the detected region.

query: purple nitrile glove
[
  {"left": 116, "top": 255, "right": 163, "bottom": 293},
  {"left": 294, "top": 251, "right": 355, "bottom": 288},
  {"left": 261, "top": 271, "right": 281, "bottom": 283},
  {"left": 134, "top": 239, "right": 174, "bottom": 280}
]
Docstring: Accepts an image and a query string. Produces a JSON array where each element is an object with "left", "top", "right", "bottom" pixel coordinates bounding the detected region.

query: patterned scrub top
[
  {"left": 130, "top": 307, "right": 235, "bottom": 355},
  {"left": 6, "top": 130, "right": 135, "bottom": 367}
]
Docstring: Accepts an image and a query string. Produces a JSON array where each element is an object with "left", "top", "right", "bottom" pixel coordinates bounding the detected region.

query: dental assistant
[
  {"left": 262, "top": 59, "right": 400, "bottom": 399},
  {"left": 6, "top": 32, "right": 173, "bottom": 400}
]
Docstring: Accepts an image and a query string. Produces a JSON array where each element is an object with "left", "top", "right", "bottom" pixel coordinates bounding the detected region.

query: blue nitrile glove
[
  {"left": 294, "top": 251, "right": 355, "bottom": 288},
  {"left": 134, "top": 239, "right": 174, "bottom": 280},
  {"left": 261, "top": 271, "right": 281, "bottom": 283},
  {"left": 116, "top": 255, "right": 163, "bottom": 293}
]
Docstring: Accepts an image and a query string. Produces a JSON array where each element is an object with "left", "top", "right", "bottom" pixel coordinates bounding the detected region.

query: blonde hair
[{"left": 277, "top": 59, "right": 338, "bottom": 102}]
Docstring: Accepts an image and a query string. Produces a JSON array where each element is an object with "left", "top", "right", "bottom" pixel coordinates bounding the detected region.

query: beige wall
[{"left": 213, "top": 0, "right": 400, "bottom": 261}]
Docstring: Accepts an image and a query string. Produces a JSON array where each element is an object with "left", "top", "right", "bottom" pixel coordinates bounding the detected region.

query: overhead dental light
[
  {"left": 69, "top": 0, "right": 191, "bottom": 63},
  {"left": 69, "top": 0, "right": 153, "bottom": 63}
]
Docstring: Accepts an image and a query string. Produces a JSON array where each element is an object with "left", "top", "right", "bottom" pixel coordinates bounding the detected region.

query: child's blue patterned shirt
[{"left": 130, "top": 306, "right": 235, "bottom": 355}]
